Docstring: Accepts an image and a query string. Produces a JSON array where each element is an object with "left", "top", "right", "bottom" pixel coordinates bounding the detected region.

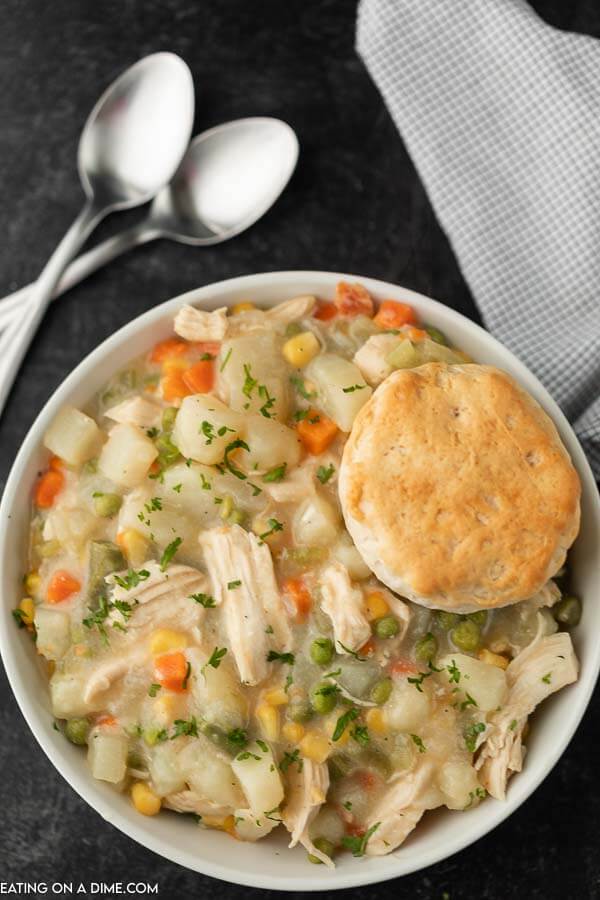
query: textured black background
[{"left": 1, "top": 1, "right": 598, "bottom": 898}]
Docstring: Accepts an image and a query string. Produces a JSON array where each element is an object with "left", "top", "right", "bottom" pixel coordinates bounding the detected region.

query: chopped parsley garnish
[
  {"left": 160, "top": 537, "right": 182, "bottom": 571},
  {"left": 262, "top": 463, "right": 287, "bottom": 483},
  {"left": 146, "top": 427, "right": 160, "bottom": 439},
  {"left": 171, "top": 717, "right": 198, "bottom": 739},
  {"left": 223, "top": 439, "right": 250, "bottom": 480},
  {"left": 145, "top": 497, "right": 162, "bottom": 512},
  {"left": 112, "top": 599, "right": 136, "bottom": 621},
  {"left": 293, "top": 409, "right": 309, "bottom": 421},
  {"left": 460, "top": 693, "right": 478, "bottom": 710},
  {"left": 342, "top": 383, "right": 366, "bottom": 393},
  {"left": 172, "top": 483, "right": 182, "bottom": 493},
  {"left": 407, "top": 671, "right": 432, "bottom": 693},
  {"left": 264, "top": 806, "right": 282, "bottom": 822},
  {"left": 332, "top": 707, "right": 359, "bottom": 741},
  {"left": 220, "top": 348, "right": 232, "bottom": 372},
  {"left": 542, "top": 672, "right": 552, "bottom": 684},
  {"left": 509, "top": 719, "right": 518, "bottom": 731},
  {"left": 204, "top": 646, "right": 227, "bottom": 671},
  {"left": 290, "top": 375, "right": 317, "bottom": 401},
  {"left": 243, "top": 363, "right": 258, "bottom": 398},
  {"left": 190, "top": 592, "right": 216, "bottom": 608},
  {"left": 284, "top": 673, "right": 294, "bottom": 693},
  {"left": 256, "top": 739, "right": 269, "bottom": 753},
  {"left": 227, "top": 728, "right": 248, "bottom": 748},
  {"left": 113, "top": 568, "right": 150, "bottom": 591},
  {"left": 182, "top": 661, "right": 192, "bottom": 690},
  {"left": 464, "top": 722, "right": 486, "bottom": 752},
  {"left": 200, "top": 473, "right": 212, "bottom": 490},
  {"left": 313, "top": 681, "right": 341, "bottom": 698},
  {"left": 248, "top": 481, "right": 262, "bottom": 496},
  {"left": 410, "top": 733, "right": 427, "bottom": 753},
  {"left": 199, "top": 352, "right": 215, "bottom": 361},
  {"left": 201, "top": 420, "right": 217, "bottom": 445},
  {"left": 148, "top": 683, "right": 162, "bottom": 698},
  {"left": 338, "top": 642, "right": 365, "bottom": 661},
  {"left": 12, "top": 609, "right": 27, "bottom": 628},
  {"left": 227, "top": 580, "right": 242, "bottom": 590},
  {"left": 446, "top": 659, "right": 461, "bottom": 684},
  {"left": 341, "top": 822, "right": 380, "bottom": 857},
  {"left": 280, "top": 749, "right": 302, "bottom": 772},
  {"left": 316, "top": 464, "right": 335, "bottom": 484},
  {"left": 259, "top": 518, "right": 284, "bottom": 541},
  {"left": 465, "top": 787, "right": 487, "bottom": 808},
  {"left": 267, "top": 650, "right": 295, "bottom": 665},
  {"left": 351, "top": 725, "right": 370, "bottom": 746},
  {"left": 258, "top": 384, "right": 276, "bottom": 418},
  {"left": 237, "top": 750, "right": 262, "bottom": 762},
  {"left": 343, "top": 801, "right": 353, "bottom": 811}
]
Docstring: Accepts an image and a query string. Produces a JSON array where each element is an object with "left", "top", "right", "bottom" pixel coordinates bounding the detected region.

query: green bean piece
[
  {"left": 155, "top": 432, "right": 181, "bottom": 466},
  {"left": 451, "top": 619, "right": 481, "bottom": 652},
  {"left": 424, "top": 325, "right": 449, "bottom": 346},
  {"left": 467, "top": 610, "right": 488, "bottom": 626},
  {"left": 370, "top": 677, "right": 393, "bottom": 705},
  {"left": 311, "top": 683, "right": 338, "bottom": 715},
  {"left": 162, "top": 407, "right": 178, "bottom": 432},
  {"left": 64, "top": 717, "right": 90, "bottom": 746},
  {"left": 436, "top": 611, "right": 460, "bottom": 631},
  {"left": 415, "top": 632, "right": 438, "bottom": 663},
  {"left": 287, "top": 700, "right": 313, "bottom": 723},
  {"left": 374, "top": 615, "right": 400, "bottom": 639},
  {"left": 307, "top": 837, "right": 335, "bottom": 864},
  {"left": 310, "top": 637, "right": 334, "bottom": 666},
  {"left": 93, "top": 492, "right": 123, "bottom": 518},
  {"left": 553, "top": 595, "right": 582, "bottom": 627}
]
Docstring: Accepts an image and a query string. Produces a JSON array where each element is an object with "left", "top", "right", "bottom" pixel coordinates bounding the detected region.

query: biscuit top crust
[{"left": 340, "top": 364, "right": 581, "bottom": 610}]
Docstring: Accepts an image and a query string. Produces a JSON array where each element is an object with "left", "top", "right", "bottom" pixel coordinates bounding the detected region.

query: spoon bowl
[{"left": 80, "top": 52, "right": 195, "bottom": 209}]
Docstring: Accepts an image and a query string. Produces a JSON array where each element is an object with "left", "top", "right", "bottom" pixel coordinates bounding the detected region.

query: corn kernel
[
  {"left": 256, "top": 704, "right": 280, "bottom": 742},
  {"left": 116, "top": 529, "right": 150, "bottom": 567},
  {"left": 282, "top": 721, "right": 305, "bottom": 743},
  {"left": 364, "top": 591, "right": 390, "bottom": 621},
  {"left": 232, "top": 301, "right": 256, "bottom": 314},
  {"left": 18, "top": 598, "right": 35, "bottom": 627},
  {"left": 366, "top": 708, "right": 388, "bottom": 735},
  {"left": 299, "top": 731, "right": 330, "bottom": 763},
  {"left": 154, "top": 694, "right": 178, "bottom": 725},
  {"left": 149, "top": 628, "right": 188, "bottom": 656},
  {"left": 131, "top": 781, "right": 161, "bottom": 816},
  {"left": 282, "top": 331, "right": 320, "bottom": 368},
  {"left": 203, "top": 814, "right": 236, "bottom": 836},
  {"left": 263, "top": 688, "right": 289, "bottom": 706},
  {"left": 24, "top": 572, "right": 41, "bottom": 597},
  {"left": 478, "top": 648, "right": 509, "bottom": 670}
]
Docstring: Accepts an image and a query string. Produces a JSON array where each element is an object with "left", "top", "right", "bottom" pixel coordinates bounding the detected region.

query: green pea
[
  {"left": 436, "top": 611, "right": 460, "bottom": 631},
  {"left": 64, "top": 717, "right": 90, "bottom": 746},
  {"left": 162, "top": 407, "right": 178, "bottom": 432},
  {"left": 374, "top": 616, "right": 399, "bottom": 639},
  {"left": 451, "top": 619, "right": 481, "bottom": 652},
  {"left": 155, "top": 433, "right": 180, "bottom": 466},
  {"left": 467, "top": 610, "right": 488, "bottom": 626},
  {"left": 424, "top": 325, "right": 448, "bottom": 346},
  {"left": 415, "top": 632, "right": 438, "bottom": 663},
  {"left": 307, "top": 837, "right": 335, "bottom": 864},
  {"left": 93, "top": 492, "right": 122, "bottom": 518},
  {"left": 287, "top": 700, "right": 313, "bottom": 723},
  {"left": 311, "top": 683, "right": 338, "bottom": 715},
  {"left": 370, "top": 677, "right": 393, "bottom": 705},
  {"left": 310, "top": 637, "right": 334, "bottom": 666},
  {"left": 553, "top": 595, "right": 582, "bottom": 627}
]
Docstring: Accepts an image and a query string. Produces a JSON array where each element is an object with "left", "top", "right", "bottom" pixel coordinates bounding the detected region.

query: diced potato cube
[
  {"left": 438, "top": 653, "right": 508, "bottom": 712},
  {"left": 98, "top": 424, "right": 158, "bottom": 487},
  {"left": 218, "top": 332, "right": 290, "bottom": 421},
  {"left": 147, "top": 742, "right": 186, "bottom": 796},
  {"left": 231, "top": 741, "right": 284, "bottom": 816},
  {"left": 50, "top": 673, "right": 95, "bottom": 719},
  {"left": 305, "top": 353, "right": 372, "bottom": 432},
  {"left": 88, "top": 731, "right": 128, "bottom": 784},
  {"left": 386, "top": 679, "right": 431, "bottom": 732},
  {"left": 437, "top": 761, "right": 482, "bottom": 810},
  {"left": 293, "top": 494, "right": 340, "bottom": 546},
  {"left": 44, "top": 406, "right": 104, "bottom": 466},
  {"left": 172, "top": 395, "right": 243, "bottom": 465},
  {"left": 35, "top": 607, "right": 70, "bottom": 661},
  {"left": 242, "top": 416, "right": 301, "bottom": 472}
]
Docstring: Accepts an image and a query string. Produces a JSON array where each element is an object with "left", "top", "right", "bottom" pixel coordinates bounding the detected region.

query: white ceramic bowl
[{"left": 1, "top": 272, "right": 599, "bottom": 891}]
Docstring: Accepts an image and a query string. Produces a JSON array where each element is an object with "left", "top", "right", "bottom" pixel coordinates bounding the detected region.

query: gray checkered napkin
[{"left": 357, "top": 0, "right": 600, "bottom": 477}]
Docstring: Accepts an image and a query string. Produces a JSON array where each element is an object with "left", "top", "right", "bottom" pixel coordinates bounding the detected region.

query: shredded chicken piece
[
  {"left": 319, "top": 561, "right": 371, "bottom": 653},
  {"left": 83, "top": 646, "right": 148, "bottom": 704},
  {"left": 265, "top": 295, "right": 316, "bottom": 323},
  {"left": 530, "top": 579, "right": 561, "bottom": 608},
  {"left": 174, "top": 304, "right": 228, "bottom": 341},
  {"left": 282, "top": 759, "right": 332, "bottom": 867},
  {"left": 476, "top": 627, "right": 578, "bottom": 800},
  {"left": 353, "top": 334, "right": 401, "bottom": 387},
  {"left": 164, "top": 789, "right": 232, "bottom": 818},
  {"left": 199, "top": 526, "right": 292, "bottom": 684},
  {"left": 104, "top": 396, "right": 163, "bottom": 429},
  {"left": 107, "top": 561, "right": 207, "bottom": 626},
  {"left": 365, "top": 761, "right": 435, "bottom": 856},
  {"left": 262, "top": 464, "right": 316, "bottom": 504}
]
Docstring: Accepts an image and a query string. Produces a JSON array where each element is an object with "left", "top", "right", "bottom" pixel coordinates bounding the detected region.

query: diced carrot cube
[
  {"left": 404, "top": 326, "right": 428, "bottom": 341},
  {"left": 358, "top": 637, "right": 376, "bottom": 658},
  {"left": 334, "top": 282, "right": 374, "bottom": 317},
  {"left": 373, "top": 300, "right": 418, "bottom": 330},
  {"left": 296, "top": 409, "right": 338, "bottom": 455},
  {"left": 96, "top": 714, "right": 118, "bottom": 728},
  {"left": 161, "top": 372, "right": 193, "bottom": 403},
  {"left": 182, "top": 359, "right": 215, "bottom": 394},
  {"left": 46, "top": 570, "right": 81, "bottom": 603},
  {"left": 154, "top": 652, "right": 189, "bottom": 693},
  {"left": 389, "top": 658, "right": 419, "bottom": 676},
  {"left": 35, "top": 470, "right": 65, "bottom": 508},
  {"left": 49, "top": 455, "right": 63, "bottom": 471},
  {"left": 282, "top": 578, "right": 312, "bottom": 622},
  {"left": 313, "top": 300, "right": 337, "bottom": 321},
  {"left": 150, "top": 338, "right": 188, "bottom": 364}
]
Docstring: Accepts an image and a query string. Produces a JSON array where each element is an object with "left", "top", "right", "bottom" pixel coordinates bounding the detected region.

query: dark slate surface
[{"left": 0, "top": 1, "right": 598, "bottom": 897}]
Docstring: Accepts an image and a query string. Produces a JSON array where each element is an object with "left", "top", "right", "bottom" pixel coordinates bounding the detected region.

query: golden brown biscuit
[{"left": 339, "top": 363, "right": 581, "bottom": 612}]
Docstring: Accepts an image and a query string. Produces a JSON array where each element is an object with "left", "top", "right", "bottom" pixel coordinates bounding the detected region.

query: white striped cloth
[{"left": 357, "top": 0, "right": 600, "bottom": 477}]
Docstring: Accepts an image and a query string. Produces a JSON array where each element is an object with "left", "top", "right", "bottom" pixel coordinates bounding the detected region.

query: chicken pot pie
[{"left": 17, "top": 282, "right": 581, "bottom": 866}]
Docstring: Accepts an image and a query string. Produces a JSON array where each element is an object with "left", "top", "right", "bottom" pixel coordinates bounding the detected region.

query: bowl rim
[{"left": 1, "top": 269, "right": 599, "bottom": 891}]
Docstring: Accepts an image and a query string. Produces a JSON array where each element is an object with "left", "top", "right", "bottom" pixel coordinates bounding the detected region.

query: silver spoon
[
  {"left": 0, "top": 118, "right": 299, "bottom": 331},
  {"left": 0, "top": 53, "right": 194, "bottom": 414}
]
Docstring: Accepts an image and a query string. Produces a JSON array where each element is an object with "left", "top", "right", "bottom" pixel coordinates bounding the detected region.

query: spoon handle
[
  {"left": 0, "top": 222, "right": 157, "bottom": 331},
  {"left": 0, "top": 200, "right": 104, "bottom": 416}
]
